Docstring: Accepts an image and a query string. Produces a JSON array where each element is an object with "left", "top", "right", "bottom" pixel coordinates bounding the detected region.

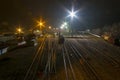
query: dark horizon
[{"left": 0, "top": 0, "right": 120, "bottom": 31}]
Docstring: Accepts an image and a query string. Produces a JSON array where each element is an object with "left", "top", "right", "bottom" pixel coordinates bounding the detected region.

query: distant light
[
  {"left": 39, "top": 22, "right": 43, "bottom": 26},
  {"left": 104, "top": 35, "right": 109, "bottom": 40},
  {"left": 63, "top": 22, "right": 68, "bottom": 26},
  {"left": 36, "top": 30, "right": 40, "bottom": 32},
  {"left": 60, "top": 26, "right": 63, "bottom": 29},
  {"left": 36, "top": 18, "right": 45, "bottom": 30},
  {"left": 60, "top": 24, "right": 64, "bottom": 29},
  {"left": 66, "top": 7, "right": 80, "bottom": 20},
  {"left": 37, "top": 21, "right": 44, "bottom": 27},
  {"left": 18, "top": 28, "right": 21, "bottom": 32},
  {"left": 49, "top": 26, "right": 52, "bottom": 29},
  {"left": 17, "top": 27, "right": 22, "bottom": 33},
  {"left": 60, "top": 22, "right": 68, "bottom": 29},
  {"left": 69, "top": 10, "right": 76, "bottom": 18}
]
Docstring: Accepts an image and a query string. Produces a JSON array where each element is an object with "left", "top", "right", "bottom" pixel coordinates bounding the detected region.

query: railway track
[
  {"left": 8, "top": 36, "right": 120, "bottom": 80},
  {"left": 1, "top": 35, "right": 120, "bottom": 80},
  {"left": 62, "top": 44, "right": 77, "bottom": 80},
  {"left": 4, "top": 38, "right": 45, "bottom": 80},
  {"left": 65, "top": 40, "right": 101, "bottom": 80},
  {"left": 41, "top": 38, "right": 58, "bottom": 80},
  {"left": 76, "top": 38, "right": 120, "bottom": 69},
  {"left": 24, "top": 38, "right": 46, "bottom": 80}
]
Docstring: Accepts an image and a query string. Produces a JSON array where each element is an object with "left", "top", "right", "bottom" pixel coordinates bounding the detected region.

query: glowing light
[
  {"left": 36, "top": 18, "right": 45, "bottom": 30},
  {"left": 64, "top": 22, "right": 67, "bottom": 26},
  {"left": 70, "top": 10, "right": 76, "bottom": 18},
  {"left": 66, "top": 7, "right": 80, "bottom": 20},
  {"left": 60, "top": 22, "right": 68, "bottom": 29},
  {"left": 49, "top": 26, "right": 52, "bottom": 29},
  {"left": 60, "top": 26, "right": 63, "bottom": 29},
  {"left": 39, "top": 22, "right": 43, "bottom": 26},
  {"left": 17, "top": 26, "right": 22, "bottom": 33},
  {"left": 36, "top": 30, "right": 40, "bottom": 32},
  {"left": 17, "top": 28, "right": 21, "bottom": 33},
  {"left": 104, "top": 35, "right": 109, "bottom": 40},
  {"left": 37, "top": 21, "right": 44, "bottom": 27}
]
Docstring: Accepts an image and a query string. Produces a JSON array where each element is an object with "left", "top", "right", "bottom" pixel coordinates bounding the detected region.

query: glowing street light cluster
[
  {"left": 61, "top": 6, "right": 79, "bottom": 36},
  {"left": 60, "top": 22, "right": 68, "bottom": 29},
  {"left": 60, "top": 7, "right": 79, "bottom": 30}
]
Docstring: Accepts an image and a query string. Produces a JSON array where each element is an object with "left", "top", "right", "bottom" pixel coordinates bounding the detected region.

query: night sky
[{"left": 0, "top": 0, "right": 120, "bottom": 31}]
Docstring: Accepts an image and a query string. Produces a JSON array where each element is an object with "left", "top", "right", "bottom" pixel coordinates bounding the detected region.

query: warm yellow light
[
  {"left": 104, "top": 36, "right": 109, "bottom": 40},
  {"left": 37, "top": 19, "right": 45, "bottom": 26},
  {"left": 36, "top": 19, "right": 45, "bottom": 30},
  {"left": 39, "top": 22, "right": 43, "bottom": 26},
  {"left": 49, "top": 26, "right": 51, "bottom": 29},
  {"left": 17, "top": 28, "right": 22, "bottom": 33}
]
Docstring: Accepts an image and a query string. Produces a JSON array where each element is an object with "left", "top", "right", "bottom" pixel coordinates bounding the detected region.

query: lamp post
[
  {"left": 17, "top": 26, "right": 22, "bottom": 35},
  {"left": 68, "top": 8, "right": 77, "bottom": 37},
  {"left": 36, "top": 19, "right": 45, "bottom": 35},
  {"left": 37, "top": 21, "right": 44, "bottom": 30},
  {"left": 17, "top": 28, "right": 22, "bottom": 34}
]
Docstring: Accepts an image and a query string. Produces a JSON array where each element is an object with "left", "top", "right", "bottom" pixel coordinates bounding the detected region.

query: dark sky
[{"left": 0, "top": 0, "right": 120, "bottom": 30}]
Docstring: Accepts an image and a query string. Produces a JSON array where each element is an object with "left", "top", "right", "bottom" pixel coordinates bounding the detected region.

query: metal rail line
[
  {"left": 41, "top": 38, "right": 58, "bottom": 80},
  {"left": 64, "top": 44, "right": 77, "bottom": 80},
  {"left": 24, "top": 38, "right": 46, "bottom": 80},
  {"left": 62, "top": 45, "right": 69, "bottom": 80},
  {"left": 67, "top": 40, "right": 101, "bottom": 80},
  {"left": 77, "top": 39, "right": 120, "bottom": 69}
]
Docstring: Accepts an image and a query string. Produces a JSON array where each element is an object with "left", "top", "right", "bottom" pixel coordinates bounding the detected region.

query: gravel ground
[{"left": 0, "top": 45, "right": 38, "bottom": 80}]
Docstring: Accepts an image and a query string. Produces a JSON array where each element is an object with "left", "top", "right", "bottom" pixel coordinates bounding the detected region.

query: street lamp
[
  {"left": 17, "top": 28, "right": 22, "bottom": 33},
  {"left": 49, "top": 26, "right": 52, "bottom": 29},
  {"left": 69, "top": 10, "right": 76, "bottom": 20},
  {"left": 39, "top": 22, "right": 43, "bottom": 27},
  {"left": 17, "top": 26, "right": 23, "bottom": 34},
  {"left": 67, "top": 8, "right": 78, "bottom": 20},
  {"left": 67, "top": 7, "right": 79, "bottom": 37},
  {"left": 16, "top": 27, "right": 23, "bottom": 37},
  {"left": 36, "top": 18, "right": 46, "bottom": 35},
  {"left": 36, "top": 19, "right": 45, "bottom": 30}
]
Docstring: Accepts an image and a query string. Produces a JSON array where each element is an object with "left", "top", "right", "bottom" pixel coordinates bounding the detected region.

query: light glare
[{"left": 70, "top": 10, "right": 76, "bottom": 18}]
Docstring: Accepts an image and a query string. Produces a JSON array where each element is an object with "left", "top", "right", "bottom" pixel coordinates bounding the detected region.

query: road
[{"left": 24, "top": 34, "right": 120, "bottom": 80}]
